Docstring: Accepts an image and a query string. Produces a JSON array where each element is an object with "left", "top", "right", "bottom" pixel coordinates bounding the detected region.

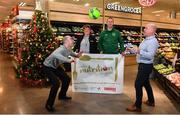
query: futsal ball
[{"left": 88, "top": 7, "right": 101, "bottom": 19}]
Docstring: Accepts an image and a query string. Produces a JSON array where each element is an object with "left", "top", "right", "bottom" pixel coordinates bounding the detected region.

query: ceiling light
[
  {"left": 19, "top": 2, "right": 24, "bottom": 6},
  {"left": 0, "top": 87, "right": 3, "bottom": 94},
  {"left": 155, "top": 14, "right": 160, "bottom": 16},
  {"left": 112, "top": 2, "right": 120, "bottom": 4},
  {"left": 19, "top": 2, "right": 26, "bottom": 6},
  {"left": 0, "top": 6, "right": 4, "bottom": 8},
  {"left": 152, "top": 10, "right": 164, "bottom": 13},
  {"left": 84, "top": 3, "right": 89, "bottom": 7},
  {"left": 22, "top": 2, "right": 26, "bottom": 6}
]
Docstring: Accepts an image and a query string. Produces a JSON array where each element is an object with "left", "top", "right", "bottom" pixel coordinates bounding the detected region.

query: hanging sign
[
  {"left": 138, "top": 0, "right": 156, "bottom": 7},
  {"left": 106, "top": 3, "right": 142, "bottom": 14}
]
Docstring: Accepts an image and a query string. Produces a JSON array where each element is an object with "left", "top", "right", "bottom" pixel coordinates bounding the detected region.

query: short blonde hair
[{"left": 63, "top": 35, "right": 72, "bottom": 44}]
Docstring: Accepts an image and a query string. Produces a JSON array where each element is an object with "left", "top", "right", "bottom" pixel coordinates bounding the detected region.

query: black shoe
[
  {"left": 59, "top": 96, "right": 72, "bottom": 100},
  {"left": 45, "top": 104, "right": 55, "bottom": 112}
]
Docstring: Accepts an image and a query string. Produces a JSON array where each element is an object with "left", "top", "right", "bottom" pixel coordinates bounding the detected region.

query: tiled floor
[{"left": 0, "top": 50, "right": 179, "bottom": 114}]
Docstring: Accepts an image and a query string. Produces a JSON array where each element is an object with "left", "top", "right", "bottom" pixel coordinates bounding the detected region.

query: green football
[{"left": 89, "top": 7, "right": 101, "bottom": 19}]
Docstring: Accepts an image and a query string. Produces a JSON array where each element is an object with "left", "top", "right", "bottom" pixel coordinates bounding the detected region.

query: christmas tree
[{"left": 17, "top": 10, "right": 57, "bottom": 80}]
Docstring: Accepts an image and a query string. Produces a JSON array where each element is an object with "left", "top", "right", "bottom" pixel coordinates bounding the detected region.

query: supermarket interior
[{"left": 0, "top": 0, "right": 180, "bottom": 114}]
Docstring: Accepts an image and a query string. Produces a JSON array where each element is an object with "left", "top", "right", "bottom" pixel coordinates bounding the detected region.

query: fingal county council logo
[{"left": 138, "top": 0, "right": 156, "bottom": 7}]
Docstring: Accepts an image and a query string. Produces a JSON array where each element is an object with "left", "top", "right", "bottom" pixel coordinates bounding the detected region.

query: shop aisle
[{"left": 0, "top": 50, "right": 179, "bottom": 114}]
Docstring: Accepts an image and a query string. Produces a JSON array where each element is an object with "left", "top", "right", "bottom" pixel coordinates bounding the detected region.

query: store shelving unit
[
  {"left": 153, "top": 68, "right": 180, "bottom": 103},
  {"left": 153, "top": 30, "right": 180, "bottom": 102},
  {"left": 50, "top": 21, "right": 142, "bottom": 54},
  {"left": 51, "top": 21, "right": 102, "bottom": 46},
  {"left": 50, "top": 21, "right": 180, "bottom": 66},
  {"left": 1, "top": 30, "right": 7, "bottom": 51},
  {"left": 10, "top": 19, "right": 30, "bottom": 70}
]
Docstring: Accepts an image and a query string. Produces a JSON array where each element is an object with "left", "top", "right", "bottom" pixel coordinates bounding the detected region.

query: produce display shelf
[
  {"left": 165, "top": 77, "right": 180, "bottom": 103},
  {"left": 153, "top": 68, "right": 180, "bottom": 103}
]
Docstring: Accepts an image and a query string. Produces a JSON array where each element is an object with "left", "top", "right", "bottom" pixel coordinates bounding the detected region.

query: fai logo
[
  {"left": 138, "top": 0, "right": 156, "bottom": 7},
  {"left": 112, "top": 33, "right": 116, "bottom": 37}
]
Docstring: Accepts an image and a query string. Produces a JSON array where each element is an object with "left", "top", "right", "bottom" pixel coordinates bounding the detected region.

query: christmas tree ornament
[
  {"left": 38, "top": 54, "right": 42, "bottom": 58},
  {"left": 47, "top": 44, "right": 51, "bottom": 48},
  {"left": 34, "top": 25, "right": 37, "bottom": 33}
]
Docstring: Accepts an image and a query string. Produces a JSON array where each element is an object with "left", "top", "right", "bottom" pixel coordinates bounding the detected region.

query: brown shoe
[
  {"left": 126, "top": 104, "right": 142, "bottom": 112},
  {"left": 143, "top": 100, "right": 155, "bottom": 107}
]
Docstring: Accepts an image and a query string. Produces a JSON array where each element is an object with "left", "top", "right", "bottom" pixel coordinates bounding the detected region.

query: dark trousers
[
  {"left": 43, "top": 65, "right": 71, "bottom": 106},
  {"left": 135, "top": 63, "right": 155, "bottom": 108}
]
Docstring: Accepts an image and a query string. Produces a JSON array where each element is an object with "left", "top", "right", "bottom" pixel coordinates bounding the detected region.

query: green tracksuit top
[{"left": 98, "top": 28, "right": 125, "bottom": 54}]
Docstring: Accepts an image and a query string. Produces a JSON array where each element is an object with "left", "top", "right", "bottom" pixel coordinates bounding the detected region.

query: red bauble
[
  {"left": 34, "top": 27, "right": 37, "bottom": 33},
  {"left": 48, "top": 45, "right": 51, "bottom": 48},
  {"left": 20, "top": 70, "right": 23, "bottom": 74}
]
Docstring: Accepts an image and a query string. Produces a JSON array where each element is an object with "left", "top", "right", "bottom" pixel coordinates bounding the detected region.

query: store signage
[
  {"left": 106, "top": 3, "right": 142, "bottom": 14},
  {"left": 138, "top": 0, "right": 156, "bottom": 7}
]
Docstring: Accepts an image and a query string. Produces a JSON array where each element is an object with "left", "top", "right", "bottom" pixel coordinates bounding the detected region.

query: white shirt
[{"left": 80, "top": 35, "right": 90, "bottom": 53}]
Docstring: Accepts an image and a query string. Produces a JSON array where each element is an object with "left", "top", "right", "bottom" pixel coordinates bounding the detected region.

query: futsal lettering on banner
[{"left": 138, "top": 0, "right": 156, "bottom": 7}]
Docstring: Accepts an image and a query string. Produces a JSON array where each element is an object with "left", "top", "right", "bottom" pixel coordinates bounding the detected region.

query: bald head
[
  {"left": 63, "top": 36, "right": 71, "bottom": 43},
  {"left": 63, "top": 35, "right": 74, "bottom": 49},
  {"left": 147, "top": 23, "right": 157, "bottom": 31},
  {"left": 144, "top": 23, "right": 157, "bottom": 37}
]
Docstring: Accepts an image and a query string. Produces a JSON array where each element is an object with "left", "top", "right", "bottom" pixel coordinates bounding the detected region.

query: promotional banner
[{"left": 71, "top": 54, "right": 124, "bottom": 94}]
